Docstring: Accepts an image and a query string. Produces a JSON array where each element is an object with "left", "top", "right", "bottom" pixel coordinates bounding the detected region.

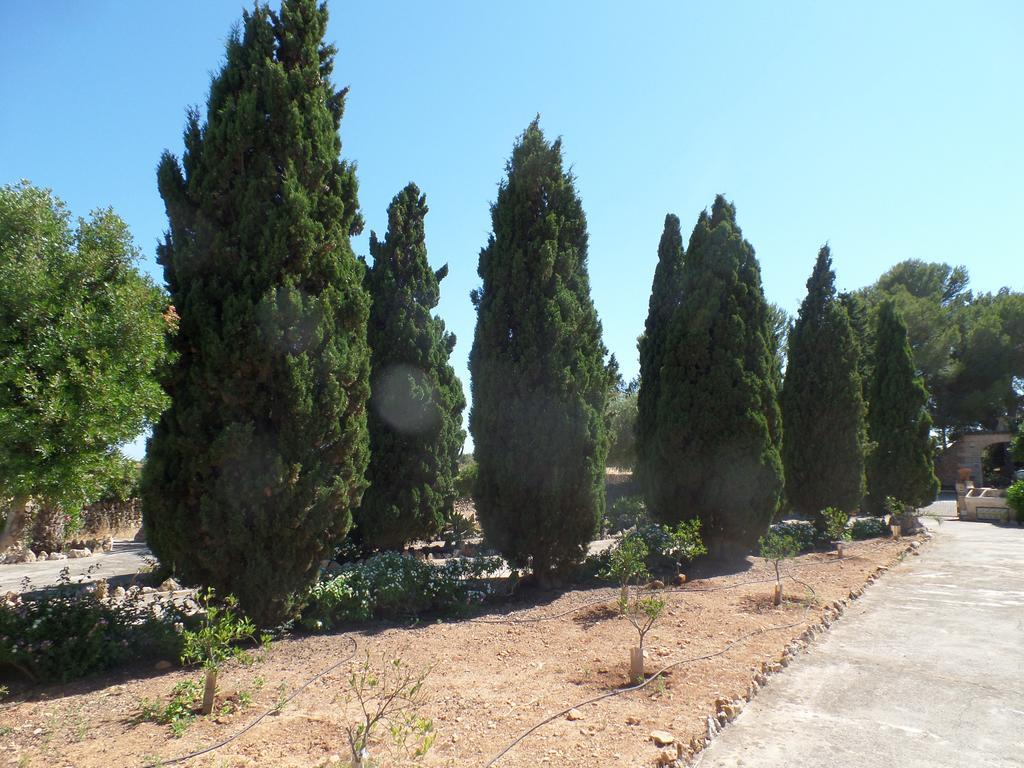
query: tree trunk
[
  {"left": 629, "top": 646, "right": 644, "bottom": 682},
  {"left": 200, "top": 668, "right": 218, "bottom": 715},
  {"left": 30, "top": 503, "right": 66, "bottom": 552},
  {"left": 0, "top": 496, "right": 31, "bottom": 552},
  {"left": 773, "top": 583, "right": 783, "bottom": 606}
]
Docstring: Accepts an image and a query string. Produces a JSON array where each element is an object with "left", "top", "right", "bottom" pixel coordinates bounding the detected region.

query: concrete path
[
  {"left": 0, "top": 541, "right": 153, "bottom": 593},
  {"left": 694, "top": 501, "right": 1024, "bottom": 768}
]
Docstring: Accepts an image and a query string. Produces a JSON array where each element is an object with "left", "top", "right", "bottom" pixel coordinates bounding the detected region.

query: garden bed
[{"left": 0, "top": 535, "right": 917, "bottom": 768}]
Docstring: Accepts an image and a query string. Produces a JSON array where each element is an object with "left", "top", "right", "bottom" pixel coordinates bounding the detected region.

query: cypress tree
[
  {"left": 636, "top": 214, "right": 684, "bottom": 496},
  {"left": 781, "top": 246, "right": 866, "bottom": 523},
  {"left": 648, "top": 196, "right": 783, "bottom": 551},
  {"left": 354, "top": 183, "right": 466, "bottom": 550},
  {"left": 865, "top": 301, "right": 940, "bottom": 512},
  {"left": 468, "top": 119, "right": 608, "bottom": 583},
  {"left": 141, "top": 0, "right": 370, "bottom": 625}
]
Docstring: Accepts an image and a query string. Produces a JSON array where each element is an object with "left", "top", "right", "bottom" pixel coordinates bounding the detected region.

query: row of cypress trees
[
  {"left": 140, "top": 0, "right": 938, "bottom": 623},
  {"left": 636, "top": 215, "right": 939, "bottom": 548},
  {"left": 142, "top": 1, "right": 465, "bottom": 624}
]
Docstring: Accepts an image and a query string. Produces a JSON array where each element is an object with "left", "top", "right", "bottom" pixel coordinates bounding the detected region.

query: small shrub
[
  {"left": 138, "top": 678, "right": 203, "bottom": 737},
  {"left": 1007, "top": 480, "right": 1024, "bottom": 523},
  {"left": 850, "top": 517, "right": 889, "bottom": 540},
  {"left": 759, "top": 531, "right": 800, "bottom": 605},
  {"left": 619, "top": 589, "right": 665, "bottom": 683},
  {"left": 600, "top": 534, "right": 649, "bottom": 604},
  {"left": 343, "top": 652, "right": 434, "bottom": 767},
  {"left": 454, "top": 460, "right": 478, "bottom": 500},
  {"left": 0, "top": 571, "right": 182, "bottom": 683},
  {"left": 606, "top": 495, "right": 649, "bottom": 534},
  {"left": 769, "top": 520, "right": 818, "bottom": 552},
  {"left": 181, "top": 589, "right": 267, "bottom": 714},
  {"left": 821, "top": 507, "right": 851, "bottom": 542},
  {"left": 302, "top": 553, "right": 502, "bottom": 630},
  {"left": 663, "top": 518, "right": 707, "bottom": 575}
]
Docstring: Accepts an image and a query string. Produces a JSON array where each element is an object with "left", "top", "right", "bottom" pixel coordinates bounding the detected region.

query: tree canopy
[
  {"left": 781, "top": 246, "right": 865, "bottom": 521},
  {"left": 354, "top": 183, "right": 466, "bottom": 551},
  {"left": 0, "top": 182, "right": 168, "bottom": 546},
  {"left": 141, "top": 0, "right": 370, "bottom": 625},
  {"left": 468, "top": 119, "right": 609, "bottom": 582},
  {"left": 646, "top": 196, "right": 783, "bottom": 551}
]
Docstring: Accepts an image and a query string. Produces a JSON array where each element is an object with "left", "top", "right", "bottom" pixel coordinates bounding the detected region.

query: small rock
[
  {"left": 566, "top": 708, "right": 584, "bottom": 721},
  {"left": 674, "top": 574, "right": 686, "bottom": 586},
  {"left": 910, "top": 541, "right": 921, "bottom": 549},
  {"left": 646, "top": 580, "right": 665, "bottom": 590},
  {"left": 154, "top": 660, "right": 174, "bottom": 671},
  {"left": 67, "top": 547, "right": 91, "bottom": 559},
  {"left": 48, "top": 552, "right": 67, "bottom": 561},
  {"left": 650, "top": 730, "right": 675, "bottom": 747},
  {"left": 159, "top": 578, "right": 181, "bottom": 592},
  {"left": 706, "top": 716, "right": 719, "bottom": 739},
  {"left": 36, "top": 551, "right": 48, "bottom": 561},
  {"left": 141, "top": 586, "right": 157, "bottom": 594},
  {"left": 625, "top": 715, "right": 641, "bottom": 725},
  {"left": 656, "top": 749, "right": 677, "bottom": 766},
  {"left": 112, "top": 586, "right": 126, "bottom": 600},
  {"left": 101, "top": 537, "right": 114, "bottom": 552}
]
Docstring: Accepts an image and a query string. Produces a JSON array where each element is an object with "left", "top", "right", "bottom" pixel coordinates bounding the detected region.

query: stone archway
[{"left": 934, "top": 432, "right": 1013, "bottom": 487}]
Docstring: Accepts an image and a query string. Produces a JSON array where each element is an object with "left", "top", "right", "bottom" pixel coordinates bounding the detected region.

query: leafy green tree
[
  {"left": 142, "top": 0, "right": 370, "bottom": 626},
  {"left": 781, "top": 246, "right": 866, "bottom": 523},
  {"left": 1012, "top": 424, "right": 1024, "bottom": 464},
  {"left": 606, "top": 376, "right": 638, "bottom": 469},
  {"left": 636, "top": 214, "right": 684, "bottom": 488},
  {"left": 646, "top": 196, "right": 783, "bottom": 551},
  {"left": 468, "top": 119, "right": 608, "bottom": 583},
  {"left": 0, "top": 182, "right": 168, "bottom": 551},
  {"left": 354, "top": 183, "right": 465, "bottom": 551},
  {"left": 865, "top": 301, "right": 939, "bottom": 513}
]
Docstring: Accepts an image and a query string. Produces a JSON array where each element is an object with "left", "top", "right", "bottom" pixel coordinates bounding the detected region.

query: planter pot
[
  {"left": 629, "top": 646, "right": 644, "bottom": 682},
  {"left": 890, "top": 524, "right": 902, "bottom": 540},
  {"left": 773, "top": 583, "right": 783, "bottom": 606},
  {"left": 835, "top": 542, "right": 846, "bottom": 559}
]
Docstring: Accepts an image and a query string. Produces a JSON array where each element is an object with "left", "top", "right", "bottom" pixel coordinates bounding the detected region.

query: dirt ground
[{"left": 0, "top": 536, "right": 917, "bottom": 768}]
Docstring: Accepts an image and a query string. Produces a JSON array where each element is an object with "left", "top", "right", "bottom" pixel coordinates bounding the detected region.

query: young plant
[
  {"left": 180, "top": 589, "right": 267, "bottom": 715},
  {"left": 758, "top": 532, "right": 800, "bottom": 605},
  {"left": 342, "top": 652, "right": 435, "bottom": 768},
  {"left": 601, "top": 534, "right": 650, "bottom": 605},
  {"left": 821, "top": 507, "right": 850, "bottom": 556},
  {"left": 618, "top": 589, "right": 665, "bottom": 683},
  {"left": 884, "top": 496, "right": 910, "bottom": 537},
  {"left": 664, "top": 518, "right": 707, "bottom": 577},
  {"left": 138, "top": 679, "right": 203, "bottom": 737},
  {"left": 1007, "top": 480, "right": 1024, "bottom": 524}
]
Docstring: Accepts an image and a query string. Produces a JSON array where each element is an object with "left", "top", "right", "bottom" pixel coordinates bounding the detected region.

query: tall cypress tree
[
  {"left": 865, "top": 301, "right": 939, "bottom": 512},
  {"left": 354, "top": 183, "right": 465, "bottom": 551},
  {"left": 781, "top": 246, "right": 866, "bottom": 522},
  {"left": 648, "top": 196, "right": 782, "bottom": 551},
  {"left": 469, "top": 119, "right": 608, "bottom": 583},
  {"left": 636, "top": 214, "right": 684, "bottom": 496},
  {"left": 141, "top": 0, "right": 370, "bottom": 625}
]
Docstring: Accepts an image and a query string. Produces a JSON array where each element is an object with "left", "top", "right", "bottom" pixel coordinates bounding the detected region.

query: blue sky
[{"left": 2, "top": 1, "right": 1022, "bottom": 457}]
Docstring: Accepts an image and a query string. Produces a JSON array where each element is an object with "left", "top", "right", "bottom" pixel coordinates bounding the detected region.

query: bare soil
[{"left": 0, "top": 537, "right": 915, "bottom": 768}]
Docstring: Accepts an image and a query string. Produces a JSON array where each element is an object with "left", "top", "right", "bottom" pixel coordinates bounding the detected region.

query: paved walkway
[
  {"left": 0, "top": 541, "right": 153, "bottom": 593},
  {"left": 694, "top": 501, "right": 1024, "bottom": 768}
]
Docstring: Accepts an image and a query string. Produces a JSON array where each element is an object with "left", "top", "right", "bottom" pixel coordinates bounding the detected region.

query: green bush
[
  {"left": 850, "top": 517, "right": 890, "bottom": 540},
  {"left": 0, "top": 574, "right": 182, "bottom": 683},
  {"left": 769, "top": 521, "right": 818, "bottom": 552},
  {"left": 821, "top": 507, "right": 851, "bottom": 542},
  {"left": 454, "top": 460, "right": 478, "bottom": 500},
  {"left": 1007, "top": 481, "right": 1024, "bottom": 523},
  {"left": 301, "top": 552, "right": 502, "bottom": 631},
  {"left": 606, "top": 495, "right": 649, "bottom": 534}
]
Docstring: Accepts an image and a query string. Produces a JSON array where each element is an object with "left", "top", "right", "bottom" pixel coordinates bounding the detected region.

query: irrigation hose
[
  {"left": 139, "top": 634, "right": 358, "bottom": 768},
  {"left": 481, "top": 573, "right": 822, "bottom": 767},
  {"left": 137, "top": 538, "right": 905, "bottom": 766}
]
